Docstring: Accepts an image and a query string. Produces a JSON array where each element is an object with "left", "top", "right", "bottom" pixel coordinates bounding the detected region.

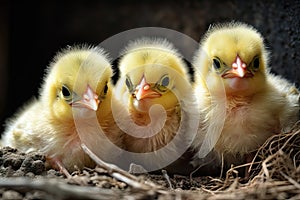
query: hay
[
  {"left": 250, "top": 121, "right": 300, "bottom": 181},
  {"left": 195, "top": 121, "right": 300, "bottom": 199}
]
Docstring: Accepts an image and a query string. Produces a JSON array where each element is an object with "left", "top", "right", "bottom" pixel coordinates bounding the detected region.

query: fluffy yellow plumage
[
  {"left": 192, "top": 22, "right": 299, "bottom": 170},
  {"left": 1, "top": 45, "right": 124, "bottom": 174},
  {"left": 114, "top": 38, "right": 197, "bottom": 172}
]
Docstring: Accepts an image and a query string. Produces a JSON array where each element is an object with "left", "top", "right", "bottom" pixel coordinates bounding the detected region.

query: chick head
[
  {"left": 195, "top": 22, "right": 269, "bottom": 96},
  {"left": 119, "top": 38, "right": 190, "bottom": 113},
  {"left": 41, "top": 46, "right": 112, "bottom": 121}
]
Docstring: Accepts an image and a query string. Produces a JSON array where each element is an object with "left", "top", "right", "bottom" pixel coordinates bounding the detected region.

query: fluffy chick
[
  {"left": 192, "top": 22, "right": 299, "bottom": 170},
  {"left": 1, "top": 46, "right": 124, "bottom": 175},
  {"left": 114, "top": 38, "right": 198, "bottom": 172}
]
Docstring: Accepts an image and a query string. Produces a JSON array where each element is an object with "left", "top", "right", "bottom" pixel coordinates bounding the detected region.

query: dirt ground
[{"left": 0, "top": 124, "right": 300, "bottom": 200}]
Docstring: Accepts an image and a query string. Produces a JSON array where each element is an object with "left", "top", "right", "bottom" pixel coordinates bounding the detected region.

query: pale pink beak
[
  {"left": 222, "top": 55, "right": 253, "bottom": 78},
  {"left": 72, "top": 85, "right": 99, "bottom": 111},
  {"left": 134, "top": 76, "right": 161, "bottom": 100},
  {"left": 230, "top": 55, "right": 247, "bottom": 78}
]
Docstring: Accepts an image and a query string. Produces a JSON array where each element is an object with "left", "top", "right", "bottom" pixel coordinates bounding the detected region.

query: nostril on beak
[{"left": 143, "top": 84, "right": 150, "bottom": 91}]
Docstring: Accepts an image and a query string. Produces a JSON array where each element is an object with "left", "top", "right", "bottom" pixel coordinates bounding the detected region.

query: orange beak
[
  {"left": 223, "top": 55, "right": 247, "bottom": 78},
  {"left": 72, "top": 85, "right": 100, "bottom": 111},
  {"left": 134, "top": 76, "right": 161, "bottom": 100}
]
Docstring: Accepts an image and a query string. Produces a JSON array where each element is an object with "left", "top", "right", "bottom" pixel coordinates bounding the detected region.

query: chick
[
  {"left": 114, "top": 38, "right": 198, "bottom": 172},
  {"left": 1, "top": 45, "right": 124, "bottom": 175},
  {"left": 192, "top": 22, "right": 300, "bottom": 171}
]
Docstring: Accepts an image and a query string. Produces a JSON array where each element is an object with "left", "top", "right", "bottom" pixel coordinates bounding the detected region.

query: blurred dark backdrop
[{"left": 0, "top": 0, "right": 299, "bottom": 134}]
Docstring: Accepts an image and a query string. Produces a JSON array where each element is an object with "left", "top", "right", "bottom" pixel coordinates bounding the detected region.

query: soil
[{"left": 0, "top": 146, "right": 211, "bottom": 200}]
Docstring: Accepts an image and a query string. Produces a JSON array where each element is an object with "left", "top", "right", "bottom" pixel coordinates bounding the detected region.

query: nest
[
  {"left": 197, "top": 121, "right": 300, "bottom": 199},
  {"left": 250, "top": 122, "right": 300, "bottom": 181}
]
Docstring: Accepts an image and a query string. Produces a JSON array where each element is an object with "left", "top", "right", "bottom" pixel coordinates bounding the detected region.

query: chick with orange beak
[
  {"left": 191, "top": 22, "right": 299, "bottom": 173},
  {"left": 1, "top": 46, "right": 124, "bottom": 176},
  {"left": 114, "top": 38, "right": 197, "bottom": 172}
]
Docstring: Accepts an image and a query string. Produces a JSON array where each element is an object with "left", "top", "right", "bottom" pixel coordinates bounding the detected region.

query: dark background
[{"left": 0, "top": 0, "right": 299, "bottom": 134}]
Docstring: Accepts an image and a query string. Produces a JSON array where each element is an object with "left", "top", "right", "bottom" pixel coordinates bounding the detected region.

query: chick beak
[
  {"left": 228, "top": 55, "right": 247, "bottom": 78},
  {"left": 134, "top": 77, "right": 161, "bottom": 101},
  {"left": 73, "top": 85, "right": 100, "bottom": 111}
]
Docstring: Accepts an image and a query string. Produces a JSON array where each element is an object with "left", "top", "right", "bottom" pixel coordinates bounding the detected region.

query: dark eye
[
  {"left": 103, "top": 84, "right": 108, "bottom": 94},
  {"left": 125, "top": 76, "right": 132, "bottom": 89},
  {"left": 253, "top": 57, "right": 260, "bottom": 70},
  {"left": 213, "top": 58, "right": 221, "bottom": 70},
  {"left": 61, "top": 85, "right": 71, "bottom": 98},
  {"left": 125, "top": 76, "right": 134, "bottom": 92},
  {"left": 156, "top": 75, "right": 169, "bottom": 92},
  {"left": 161, "top": 76, "right": 169, "bottom": 87}
]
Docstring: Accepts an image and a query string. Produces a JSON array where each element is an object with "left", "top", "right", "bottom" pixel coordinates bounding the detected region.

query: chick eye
[
  {"left": 161, "top": 76, "right": 169, "bottom": 87},
  {"left": 61, "top": 85, "right": 72, "bottom": 99},
  {"left": 156, "top": 75, "right": 169, "bottom": 92},
  {"left": 103, "top": 84, "right": 108, "bottom": 94},
  {"left": 125, "top": 76, "right": 134, "bottom": 92},
  {"left": 213, "top": 58, "right": 221, "bottom": 70},
  {"left": 252, "top": 57, "right": 260, "bottom": 70}
]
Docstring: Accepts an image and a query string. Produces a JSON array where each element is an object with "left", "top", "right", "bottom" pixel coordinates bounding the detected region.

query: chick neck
[
  {"left": 129, "top": 102, "right": 180, "bottom": 126},
  {"left": 126, "top": 103, "right": 181, "bottom": 153},
  {"left": 225, "top": 88, "right": 265, "bottom": 111}
]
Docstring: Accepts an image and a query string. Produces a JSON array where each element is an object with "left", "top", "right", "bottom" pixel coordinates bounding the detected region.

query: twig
[
  {"left": 261, "top": 153, "right": 278, "bottom": 178},
  {"left": 162, "top": 170, "right": 173, "bottom": 189},
  {"left": 279, "top": 171, "right": 300, "bottom": 189},
  {"left": 54, "top": 158, "right": 72, "bottom": 179},
  {"left": 0, "top": 177, "right": 120, "bottom": 200},
  {"left": 228, "top": 161, "right": 261, "bottom": 172},
  {"left": 280, "top": 129, "right": 300, "bottom": 151},
  {"left": 293, "top": 151, "right": 300, "bottom": 167},
  {"left": 220, "top": 166, "right": 239, "bottom": 191},
  {"left": 200, "top": 187, "right": 217, "bottom": 195},
  {"left": 220, "top": 153, "right": 224, "bottom": 179},
  {"left": 81, "top": 143, "right": 158, "bottom": 190}
]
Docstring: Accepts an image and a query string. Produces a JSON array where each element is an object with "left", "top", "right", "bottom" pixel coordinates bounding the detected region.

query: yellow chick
[
  {"left": 114, "top": 38, "right": 198, "bottom": 172},
  {"left": 191, "top": 22, "right": 300, "bottom": 171},
  {"left": 1, "top": 45, "right": 124, "bottom": 175}
]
